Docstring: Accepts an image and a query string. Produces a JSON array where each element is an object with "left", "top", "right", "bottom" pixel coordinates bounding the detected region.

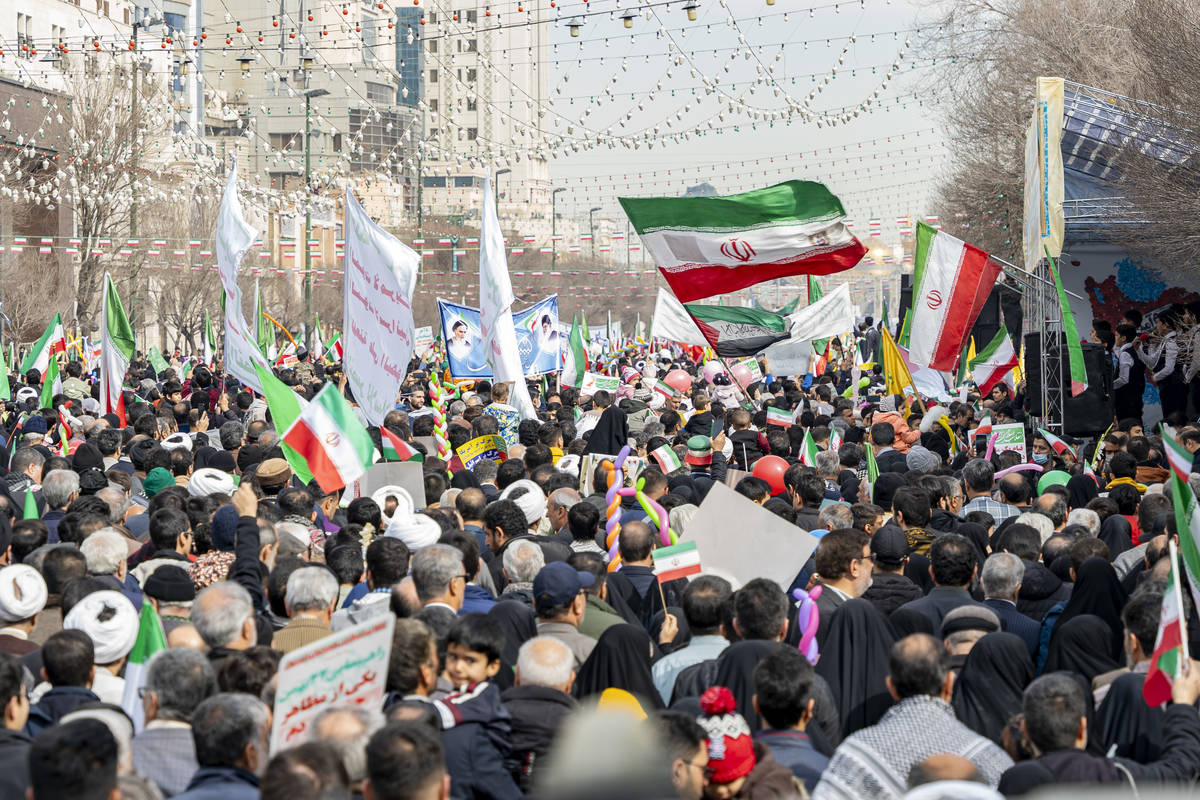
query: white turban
[
  {"left": 188, "top": 468, "right": 236, "bottom": 498},
  {"left": 0, "top": 565, "right": 47, "bottom": 622},
  {"left": 500, "top": 479, "right": 547, "bottom": 527},
  {"left": 162, "top": 433, "right": 193, "bottom": 452},
  {"left": 63, "top": 590, "right": 138, "bottom": 664},
  {"left": 372, "top": 486, "right": 415, "bottom": 526},
  {"left": 385, "top": 513, "right": 442, "bottom": 550},
  {"left": 555, "top": 454, "right": 581, "bottom": 479}
]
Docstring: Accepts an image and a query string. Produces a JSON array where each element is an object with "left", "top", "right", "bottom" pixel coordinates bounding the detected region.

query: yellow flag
[{"left": 881, "top": 327, "right": 916, "bottom": 398}]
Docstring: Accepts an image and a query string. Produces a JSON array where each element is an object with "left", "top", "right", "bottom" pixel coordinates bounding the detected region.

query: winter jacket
[
  {"left": 729, "top": 430, "right": 768, "bottom": 470},
  {"left": 873, "top": 412, "right": 921, "bottom": 453},
  {"left": 862, "top": 573, "right": 924, "bottom": 616},
  {"left": 501, "top": 685, "right": 578, "bottom": 790},
  {"left": 1016, "top": 560, "right": 1071, "bottom": 622},
  {"left": 25, "top": 686, "right": 100, "bottom": 737},
  {"left": 734, "top": 742, "right": 806, "bottom": 799},
  {"left": 434, "top": 682, "right": 523, "bottom": 800}
]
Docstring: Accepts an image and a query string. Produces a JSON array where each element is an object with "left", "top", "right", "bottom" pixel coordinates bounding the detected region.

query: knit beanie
[{"left": 696, "top": 686, "right": 756, "bottom": 785}]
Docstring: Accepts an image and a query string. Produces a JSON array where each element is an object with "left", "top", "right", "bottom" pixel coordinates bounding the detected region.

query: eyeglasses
[{"left": 137, "top": 687, "right": 154, "bottom": 700}]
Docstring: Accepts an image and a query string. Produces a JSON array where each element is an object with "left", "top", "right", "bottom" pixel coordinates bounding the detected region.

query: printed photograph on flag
[{"left": 438, "top": 296, "right": 560, "bottom": 378}]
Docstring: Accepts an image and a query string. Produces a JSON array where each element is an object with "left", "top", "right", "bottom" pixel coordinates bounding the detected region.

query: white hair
[
  {"left": 1067, "top": 508, "right": 1100, "bottom": 536},
  {"left": 285, "top": 566, "right": 339, "bottom": 613},
  {"left": 981, "top": 553, "right": 1024, "bottom": 599},
  {"left": 192, "top": 582, "right": 254, "bottom": 649},
  {"left": 503, "top": 539, "right": 545, "bottom": 584},
  {"left": 1015, "top": 512, "right": 1054, "bottom": 545},
  {"left": 80, "top": 528, "right": 129, "bottom": 576},
  {"left": 313, "top": 705, "right": 385, "bottom": 782},
  {"left": 517, "top": 636, "right": 574, "bottom": 688}
]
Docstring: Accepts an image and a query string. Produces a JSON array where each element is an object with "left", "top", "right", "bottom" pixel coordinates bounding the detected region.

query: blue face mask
[{"left": 1032, "top": 453, "right": 1049, "bottom": 465}]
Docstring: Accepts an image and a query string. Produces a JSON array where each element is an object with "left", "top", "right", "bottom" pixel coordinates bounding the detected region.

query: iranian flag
[
  {"left": 1048, "top": 249, "right": 1088, "bottom": 396},
  {"left": 830, "top": 425, "right": 843, "bottom": 452},
  {"left": 55, "top": 406, "right": 72, "bottom": 455},
  {"left": 39, "top": 356, "right": 60, "bottom": 409},
  {"left": 974, "top": 413, "right": 993, "bottom": 439},
  {"left": 253, "top": 363, "right": 314, "bottom": 485},
  {"left": 380, "top": 426, "right": 423, "bottom": 463},
  {"left": 653, "top": 379, "right": 680, "bottom": 400},
  {"left": 327, "top": 334, "right": 343, "bottom": 361},
  {"left": 561, "top": 314, "right": 587, "bottom": 388},
  {"left": 1163, "top": 427, "right": 1200, "bottom": 616},
  {"left": 683, "top": 304, "right": 790, "bottom": 358},
  {"left": 20, "top": 312, "right": 66, "bottom": 375},
  {"left": 281, "top": 383, "right": 376, "bottom": 493},
  {"left": 969, "top": 328, "right": 1018, "bottom": 395},
  {"left": 653, "top": 540, "right": 702, "bottom": 583},
  {"left": 908, "top": 222, "right": 1002, "bottom": 371},
  {"left": 101, "top": 274, "right": 135, "bottom": 425},
  {"left": 1144, "top": 539, "right": 1189, "bottom": 707},
  {"left": 1036, "top": 428, "right": 1077, "bottom": 459},
  {"left": 619, "top": 181, "right": 866, "bottom": 303},
  {"left": 204, "top": 311, "right": 217, "bottom": 366},
  {"left": 765, "top": 407, "right": 793, "bottom": 427},
  {"left": 120, "top": 599, "right": 167, "bottom": 734},
  {"left": 650, "top": 442, "right": 682, "bottom": 473},
  {"left": 799, "top": 427, "right": 819, "bottom": 467}
]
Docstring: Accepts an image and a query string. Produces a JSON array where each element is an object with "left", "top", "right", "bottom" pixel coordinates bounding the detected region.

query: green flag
[
  {"left": 1046, "top": 247, "right": 1088, "bottom": 396},
  {"left": 881, "top": 298, "right": 891, "bottom": 337},
  {"left": 0, "top": 344, "right": 10, "bottom": 402},
  {"left": 865, "top": 442, "right": 879, "bottom": 484},
  {"left": 561, "top": 314, "right": 587, "bottom": 388},
  {"left": 148, "top": 349, "right": 169, "bottom": 374},
  {"left": 898, "top": 308, "right": 913, "bottom": 348},
  {"left": 40, "top": 357, "right": 60, "bottom": 409},
  {"left": 22, "top": 489, "right": 37, "bottom": 520},
  {"left": 807, "top": 275, "right": 824, "bottom": 305},
  {"left": 253, "top": 363, "right": 315, "bottom": 484},
  {"left": 255, "top": 282, "right": 272, "bottom": 357}
]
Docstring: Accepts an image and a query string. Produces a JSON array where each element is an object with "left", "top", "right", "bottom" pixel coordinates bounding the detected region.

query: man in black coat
[
  {"left": 892, "top": 534, "right": 986, "bottom": 633},
  {"left": 500, "top": 636, "right": 579, "bottom": 791},
  {"left": 980, "top": 553, "right": 1042, "bottom": 658},
  {"left": 860, "top": 529, "right": 923, "bottom": 616},
  {"left": 0, "top": 653, "right": 31, "bottom": 800}
]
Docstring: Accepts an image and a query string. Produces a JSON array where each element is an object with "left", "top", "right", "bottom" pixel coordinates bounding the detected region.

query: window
[
  {"left": 429, "top": 98, "right": 438, "bottom": 112},
  {"left": 269, "top": 132, "right": 300, "bottom": 151},
  {"left": 466, "top": 127, "right": 477, "bottom": 141},
  {"left": 466, "top": 39, "right": 477, "bottom": 52},
  {"left": 428, "top": 68, "right": 438, "bottom": 83},
  {"left": 365, "top": 81, "right": 391, "bottom": 102},
  {"left": 454, "top": 176, "right": 476, "bottom": 188},
  {"left": 422, "top": 176, "right": 447, "bottom": 188},
  {"left": 427, "top": 11, "right": 437, "bottom": 23},
  {"left": 427, "top": 39, "right": 437, "bottom": 54},
  {"left": 467, "top": 97, "right": 477, "bottom": 111},
  {"left": 16, "top": 13, "right": 32, "bottom": 59},
  {"left": 465, "top": 10, "right": 476, "bottom": 22},
  {"left": 466, "top": 68, "right": 477, "bottom": 82}
]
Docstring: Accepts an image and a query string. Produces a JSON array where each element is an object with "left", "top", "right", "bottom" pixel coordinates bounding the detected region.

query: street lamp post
[
  {"left": 588, "top": 206, "right": 601, "bottom": 259},
  {"left": 551, "top": 187, "right": 564, "bottom": 270},
  {"left": 303, "top": 79, "right": 330, "bottom": 352}
]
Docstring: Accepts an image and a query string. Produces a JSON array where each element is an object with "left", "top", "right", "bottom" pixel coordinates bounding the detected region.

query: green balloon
[{"left": 1037, "top": 470, "right": 1071, "bottom": 495}]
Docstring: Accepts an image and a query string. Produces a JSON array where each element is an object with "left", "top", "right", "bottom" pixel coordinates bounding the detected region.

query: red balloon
[
  {"left": 664, "top": 369, "right": 693, "bottom": 394},
  {"left": 752, "top": 455, "right": 789, "bottom": 496}
]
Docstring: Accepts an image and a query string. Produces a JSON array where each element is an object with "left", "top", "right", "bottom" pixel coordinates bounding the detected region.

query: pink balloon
[
  {"left": 664, "top": 369, "right": 693, "bottom": 394},
  {"left": 701, "top": 361, "right": 725, "bottom": 385},
  {"left": 730, "top": 362, "right": 754, "bottom": 388}
]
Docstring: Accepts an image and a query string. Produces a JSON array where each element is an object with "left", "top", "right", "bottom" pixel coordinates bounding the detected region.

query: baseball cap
[
  {"left": 685, "top": 435, "right": 713, "bottom": 466},
  {"left": 533, "top": 562, "right": 595, "bottom": 614},
  {"left": 869, "top": 528, "right": 909, "bottom": 566}
]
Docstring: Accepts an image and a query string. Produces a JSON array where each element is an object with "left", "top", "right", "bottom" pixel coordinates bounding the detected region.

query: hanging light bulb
[{"left": 683, "top": 2, "right": 699, "bottom": 21}]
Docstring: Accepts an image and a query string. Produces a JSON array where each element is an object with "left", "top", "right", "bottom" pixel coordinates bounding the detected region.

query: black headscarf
[
  {"left": 951, "top": 632, "right": 1034, "bottom": 745},
  {"left": 574, "top": 623, "right": 663, "bottom": 710},
  {"left": 1042, "top": 614, "right": 1122, "bottom": 682},
  {"left": 712, "top": 639, "right": 785, "bottom": 732},
  {"left": 1052, "top": 557, "right": 1127, "bottom": 659},
  {"left": 1098, "top": 515, "right": 1134, "bottom": 559},
  {"left": 488, "top": 600, "right": 537, "bottom": 690},
  {"left": 815, "top": 598, "right": 897, "bottom": 735},
  {"left": 1095, "top": 671, "right": 1164, "bottom": 762},
  {"left": 451, "top": 469, "right": 481, "bottom": 490},
  {"left": 583, "top": 406, "right": 630, "bottom": 456},
  {"left": 1066, "top": 475, "right": 1099, "bottom": 509}
]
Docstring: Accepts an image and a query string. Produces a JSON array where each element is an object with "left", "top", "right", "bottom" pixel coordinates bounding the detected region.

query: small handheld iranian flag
[
  {"left": 650, "top": 442, "right": 683, "bottom": 473},
  {"left": 1036, "top": 428, "right": 1077, "bottom": 459},
  {"left": 974, "top": 413, "right": 993, "bottom": 439},
  {"left": 22, "top": 489, "right": 37, "bottom": 521},
  {"left": 101, "top": 274, "right": 135, "bottom": 425},
  {"left": 653, "top": 540, "right": 702, "bottom": 583},
  {"left": 282, "top": 383, "right": 375, "bottom": 493},
  {"left": 327, "top": 334, "right": 343, "bottom": 361},
  {"left": 765, "top": 407, "right": 793, "bottom": 427},
  {"left": 380, "top": 426, "right": 424, "bottom": 463},
  {"left": 56, "top": 406, "right": 72, "bottom": 456},
  {"left": 1144, "top": 539, "right": 1190, "bottom": 707},
  {"left": 799, "top": 428, "right": 819, "bottom": 467},
  {"left": 120, "top": 599, "right": 167, "bottom": 733},
  {"left": 619, "top": 180, "right": 866, "bottom": 303},
  {"left": 20, "top": 312, "right": 66, "bottom": 375},
  {"left": 829, "top": 425, "right": 843, "bottom": 452},
  {"left": 653, "top": 379, "right": 680, "bottom": 399},
  {"left": 561, "top": 314, "right": 587, "bottom": 388},
  {"left": 969, "top": 328, "right": 1019, "bottom": 395},
  {"left": 39, "top": 356, "right": 60, "bottom": 409}
]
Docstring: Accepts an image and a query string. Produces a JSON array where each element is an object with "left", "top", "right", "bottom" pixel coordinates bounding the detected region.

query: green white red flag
[
  {"left": 1144, "top": 539, "right": 1189, "bottom": 706},
  {"left": 39, "top": 356, "right": 60, "bottom": 410},
  {"left": 619, "top": 180, "right": 866, "bottom": 303},
  {"left": 20, "top": 313, "right": 66, "bottom": 375},
  {"left": 1036, "top": 428, "right": 1077, "bottom": 459},
  {"left": 380, "top": 426, "right": 423, "bottom": 463},
  {"left": 653, "top": 540, "right": 702, "bottom": 583},
  {"left": 908, "top": 223, "right": 1002, "bottom": 371},
  {"left": 281, "top": 383, "right": 376, "bottom": 493},
  {"left": 1047, "top": 248, "right": 1088, "bottom": 396},
  {"left": 1162, "top": 427, "right": 1200, "bottom": 617},
  {"left": 799, "top": 427, "right": 819, "bottom": 467},
  {"left": 561, "top": 314, "right": 587, "bottom": 388},
  {"left": 121, "top": 599, "right": 167, "bottom": 733},
  {"left": 653, "top": 379, "right": 680, "bottom": 400},
  {"left": 683, "top": 304, "right": 790, "bottom": 358},
  {"left": 101, "top": 274, "right": 135, "bottom": 425},
  {"left": 969, "top": 328, "right": 1019, "bottom": 396},
  {"left": 765, "top": 407, "right": 793, "bottom": 427},
  {"left": 650, "top": 442, "right": 682, "bottom": 473}
]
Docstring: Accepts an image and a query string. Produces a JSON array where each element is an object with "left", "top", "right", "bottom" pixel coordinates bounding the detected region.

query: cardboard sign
[
  {"left": 414, "top": 326, "right": 435, "bottom": 357},
  {"left": 457, "top": 434, "right": 509, "bottom": 469},
  {"left": 581, "top": 372, "right": 621, "bottom": 395},
  {"left": 578, "top": 453, "right": 647, "bottom": 495},
  {"left": 271, "top": 614, "right": 394, "bottom": 752},
  {"left": 991, "top": 422, "right": 1028, "bottom": 460},
  {"left": 685, "top": 482, "right": 820, "bottom": 590},
  {"left": 343, "top": 461, "right": 426, "bottom": 509}
]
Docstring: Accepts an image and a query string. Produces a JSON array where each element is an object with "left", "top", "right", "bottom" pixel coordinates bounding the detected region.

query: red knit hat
[{"left": 696, "top": 686, "right": 756, "bottom": 784}]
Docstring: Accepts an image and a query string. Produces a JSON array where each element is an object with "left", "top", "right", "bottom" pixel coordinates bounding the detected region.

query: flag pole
[{"left": 1171, "top": 539, "right": 1191, "bottom": 672}]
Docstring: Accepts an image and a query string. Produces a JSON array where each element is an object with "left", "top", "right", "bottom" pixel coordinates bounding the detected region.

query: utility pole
[
  {"left": 302, "top": 62, "right": 328, "bottom": 353},
  {"left": 588, "top": 206, "right": 601, "bottom": 259},
  {"left": 551, "top": 187, "right": 564, "bottom": 270},
  {"left": 625, "top": 220, "right": 631, "bottom": 272}
]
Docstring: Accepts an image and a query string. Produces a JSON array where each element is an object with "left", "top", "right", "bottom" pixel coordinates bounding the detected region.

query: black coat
[
  {"left": 438, "top": 684, "right": 523, "bottom": 800},
  {"left": 501, "top": 685, "right": 578, "bottom": 791},
  {"left": 1017, "top": 560, "right": 1072, "bottom": 622},
  {"left": 982, "top": 598, "right": 1042, "bottom": 659},
  {"left": 861, "top": 572, "right": 924, "bottom": 616},
  {"left": 892, "top": 587, "right": 984, "bottom": 634},
  {"left": 0, "top": 729, "right": 30, "bottom": 800}
]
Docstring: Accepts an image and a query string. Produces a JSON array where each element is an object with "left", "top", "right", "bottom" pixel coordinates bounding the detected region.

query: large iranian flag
[
  {"left": 561, "top": 314, "right": 587, "bottom": 388},
  {"left": 969, "top": 328, "right": 1019, "bottom": 395},
  {"left": 101, "top": 274, "right": 135, "bottom": 425},
  {"left": 619, "top": 181, "right": 866, "bottom": 303},
  {"left": 20, "top": 312, "right": 66, "bottom": 375},
  {"left": 908, "top": 222, "right": 1002, "bottom": 371},
  {"left": 281, "top": 383, "right": 375, "bottom": 493},
  {"left": 683, "top": 304, "right": 790, "bottom": 358}
]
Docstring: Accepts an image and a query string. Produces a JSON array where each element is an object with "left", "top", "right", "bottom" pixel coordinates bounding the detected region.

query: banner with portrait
[{"left": 438, "top": 295, "right": 560, "bottom": 379}]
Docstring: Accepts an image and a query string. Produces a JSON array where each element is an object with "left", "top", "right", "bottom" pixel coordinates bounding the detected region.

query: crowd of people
[{"left": 0, "top": 329, "right": 1198, "bottom": 800}]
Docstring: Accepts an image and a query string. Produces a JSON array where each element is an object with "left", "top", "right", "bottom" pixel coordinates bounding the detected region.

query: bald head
[
  {"left": 455, "top": 488, "right": 487, "bottom": 525},
  {"left": 516, "top": 636, "right": 575, "bottom": 693},
  {"left": 618, "top": 520, "right": 655, "bottom": 565},
  {"left": 907, "top": 754, "right": 981, "bottom": 789},
  {"left": 998, "top": 473, "right": 1031, "bottom": 505},
  {"left": 166, "top": 623, "right": 207, "bottom": 652}
]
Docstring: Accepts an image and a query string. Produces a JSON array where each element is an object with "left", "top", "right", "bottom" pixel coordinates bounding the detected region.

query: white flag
[
  {"left": 649, "top": 287, "right": 708, "bottom": 347},
  {"left": 762, "top": 284, "right": 856, "bottom": 376},
  {"left": 214, "top": 164, "right": 271, "bottom": 393},
  {"left": 479, "top": 174, "right": 537, "bottom": 420}
]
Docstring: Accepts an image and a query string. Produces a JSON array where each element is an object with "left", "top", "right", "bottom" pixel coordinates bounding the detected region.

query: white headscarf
[{"left": 0, "top": 565, "right": 47, "bottom": 622}]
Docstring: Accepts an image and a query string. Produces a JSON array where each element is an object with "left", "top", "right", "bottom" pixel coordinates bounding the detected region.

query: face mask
[{"left": 1032, "top": 453, "right": 1049, "bottom": 465}]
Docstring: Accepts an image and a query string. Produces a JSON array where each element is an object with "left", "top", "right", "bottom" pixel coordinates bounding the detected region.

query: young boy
[{"left": 444, "top": 612, "right": 506, "bottom": 689}]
